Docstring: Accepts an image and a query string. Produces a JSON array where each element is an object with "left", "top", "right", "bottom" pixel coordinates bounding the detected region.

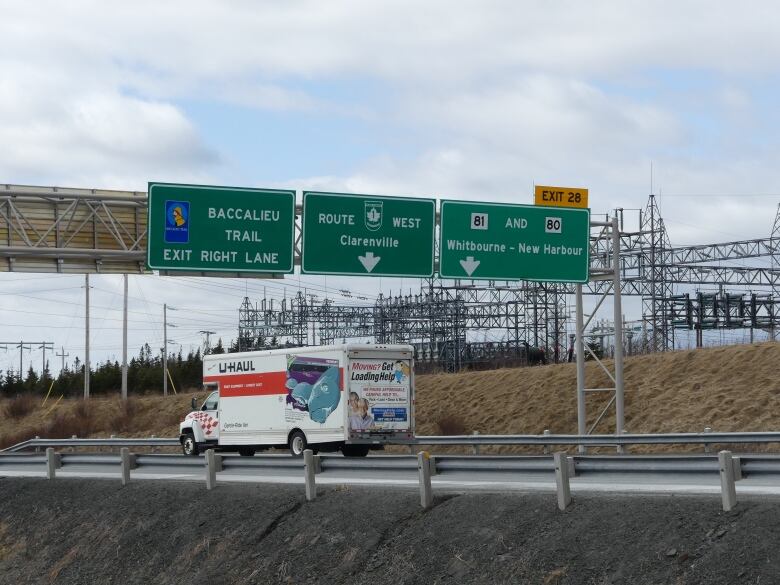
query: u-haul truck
[{"left": 179, "top": 344, "right": 415, "bottom": 457}]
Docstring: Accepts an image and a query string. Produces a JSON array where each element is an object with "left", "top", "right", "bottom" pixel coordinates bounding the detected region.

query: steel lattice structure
[
  {"left": 0, "top": 184, "right": 147, "bottom": 273},
  {"left": 2, "top": 184, "right": 778, "bottom": 369},
  {"left": 238, "top": 194, "right": 780, "bottom": 370}
]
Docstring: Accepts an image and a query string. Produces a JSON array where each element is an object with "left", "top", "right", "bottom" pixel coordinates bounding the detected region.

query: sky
[{"left": 2, "top": 1, "right": 780, "bottom": 378}]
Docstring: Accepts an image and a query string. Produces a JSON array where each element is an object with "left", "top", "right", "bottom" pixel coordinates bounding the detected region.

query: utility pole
[
  {"left": 38, "top": 342, "right": 54, "bottom": 378},
  {"left": 56, "top": 346, "right": 70, "bottom": 373},
  {"left": 122, "top": 274, "right": 128, "bottom": 400},
  {"left": 1, "top": 341, "right": 54, "bottom": 380},
  {"left": 199, "top": 330, "right": 216, "bottom": 355},
  {"left": 85, "top": 274, "right": 90, "bottom": 399},
  {"left": 163, "top": 303, "right": 167, "bottom": 397},
  {"left": 16, "top": 341, "right": 31, "bottom": 380},
  {"left": 163, "top": 305, "right": 177, "bottom": 397}
]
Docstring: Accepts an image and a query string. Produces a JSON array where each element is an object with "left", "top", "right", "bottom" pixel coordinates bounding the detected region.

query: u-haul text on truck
[{"left": 179, "top": 344, "right": 415, "bottom": 457}]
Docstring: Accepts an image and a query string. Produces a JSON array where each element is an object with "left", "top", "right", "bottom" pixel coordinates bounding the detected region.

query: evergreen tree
[
  {"left": 23, "top": 365, "right": 39, "bottom": 394},
  {"left": 585, "top": 335, "right": 604, "bottom": 361}
]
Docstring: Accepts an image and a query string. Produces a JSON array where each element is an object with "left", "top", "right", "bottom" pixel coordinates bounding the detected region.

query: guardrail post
[
  {"left": 719, "top": 450, "right": 737, "bottom": 512},
  {"left": 151, "top": 435, "right": 158, "bottom": 453},
  {"left": 543, "top": 429, "right": 550, "bottom": 455},
  {"left": 70, "top": 435, "right": 77, "bottom": 452},
  {"left": 34, "top": 436, "right": 40, "bottom": 454},
  {"left": 304, "top": 449, "right": 317, "bottom": 501},
  {"left": 120, "top": 447, "right": 137, "bottom": 486},
  {"left": 554, "top": 452, "right": 572, "bottom": 511},
  {"left": 472, "top": 431, "right": 480, "bottom": 455},
  {"left": 418, "top": 451, "right": 433, "bottom": 509},
  {"left": 704, "top": 427, "right": 712, "bottom": 453},
  {"left": 46, "top": 448, "right": 60, "bottom": 480},
  {"left": 732, "top": 456, "right": 743, "bottom": 481},
  {"left": 205, "top": 449, "right": 221, "bottom": 490}
]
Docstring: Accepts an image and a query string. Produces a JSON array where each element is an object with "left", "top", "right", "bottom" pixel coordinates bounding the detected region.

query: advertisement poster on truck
[
  {"left": 285, "top": 355, "right": 342, "bottom": 425},
  {"left": 348, "top": 358, "right": 411, "bottom": 432}
]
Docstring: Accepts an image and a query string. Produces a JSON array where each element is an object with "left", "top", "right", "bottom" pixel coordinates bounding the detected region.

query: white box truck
[{"left": 179, "top": 344, "right": 415, "bottom": 457}]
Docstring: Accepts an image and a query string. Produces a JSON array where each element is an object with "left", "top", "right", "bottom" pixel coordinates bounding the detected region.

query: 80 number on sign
[{"left": 545, "top": 217, "right": 562, "bottom": 234}]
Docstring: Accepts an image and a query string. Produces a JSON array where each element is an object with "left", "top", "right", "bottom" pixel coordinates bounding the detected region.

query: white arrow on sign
[
  {"left": 358, "top": 251, "right": 381, "bottom": 273},
  {"left": 459, "top": 256, "right": 480, "bottom": 276}
]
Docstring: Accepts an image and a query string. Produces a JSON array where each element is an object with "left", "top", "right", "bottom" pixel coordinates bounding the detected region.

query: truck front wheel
[
  {"left": 288, "top": 430, "right": 307, "bottom": 457},
  {"left": 181, "top": 433, "right": 200, "bottom": 456}
]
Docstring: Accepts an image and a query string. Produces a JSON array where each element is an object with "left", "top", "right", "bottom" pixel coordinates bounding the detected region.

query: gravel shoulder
[{"left": 0, "top": 477, "right": 778, "bottom": 584}]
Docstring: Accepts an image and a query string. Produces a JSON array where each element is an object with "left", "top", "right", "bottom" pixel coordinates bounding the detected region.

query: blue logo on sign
[
  {"left": 371, "top": 407, "right": 407, "bottom": 422},
  {"left": 165, "top": 200, "right": 189, "bottom": 243}
]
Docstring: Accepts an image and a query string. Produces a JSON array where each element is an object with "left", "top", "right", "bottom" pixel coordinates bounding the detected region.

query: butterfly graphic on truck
[{"left": 285, "top": 355, "right": 342, "bottom": 424}]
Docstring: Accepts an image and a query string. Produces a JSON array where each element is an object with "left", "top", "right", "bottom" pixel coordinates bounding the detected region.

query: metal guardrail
[
  {"left": 2, "top": 437, "right": 180, "bottom": 453},
  {"left": 6, "top": 431, "right": 780, "bottom": 454},
  {"left": 413, "top": 431, "right": 780, "bottom": 446},
  {"left": 3, "top": 451, "right": 780, "bottom": 477},
  {"left": 3, "top": 448, "right": 777, "bottom": 513}
]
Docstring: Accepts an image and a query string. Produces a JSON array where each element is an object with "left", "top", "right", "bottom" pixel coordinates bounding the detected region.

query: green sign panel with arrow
[
  {"left": 439, "top": 200, "right": 590, "bottom": 282},
  {"left": 301, "top": 191, "right": 435, "bottom": 277}
]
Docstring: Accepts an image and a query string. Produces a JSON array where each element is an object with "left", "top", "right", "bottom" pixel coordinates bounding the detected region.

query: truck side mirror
[{"left": 191, "top": 397, "right": 197, "bottom": 410}]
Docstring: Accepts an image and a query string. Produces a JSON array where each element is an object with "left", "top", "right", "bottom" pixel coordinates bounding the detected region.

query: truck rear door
[{"left": 346, "top": 349, "right": 414, "bottom": 441}]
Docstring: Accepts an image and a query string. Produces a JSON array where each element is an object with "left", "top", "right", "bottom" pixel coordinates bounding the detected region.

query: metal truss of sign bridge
[
  {"left": 3, "top": 183, "right": 780, "bottom": 363},
  {"left": 236, "top": 195, "right": 780, "bottom": 367}
]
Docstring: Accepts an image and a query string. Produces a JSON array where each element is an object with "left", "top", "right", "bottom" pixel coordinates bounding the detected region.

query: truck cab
[{"left": 179, "top": 389, "right": 220, "bottom": 455}]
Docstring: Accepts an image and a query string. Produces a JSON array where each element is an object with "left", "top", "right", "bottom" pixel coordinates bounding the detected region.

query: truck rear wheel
[
  {"left": 238, "top": 447, "right": 256, "bottom": 457},
  {"left": 181, "top": 433, "right": 199, "bottom": 456},
  {"left": 288, "top": 430, "right": 307, "bottom": 457}
]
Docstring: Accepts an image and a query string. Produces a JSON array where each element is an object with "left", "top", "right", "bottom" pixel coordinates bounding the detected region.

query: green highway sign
[
  {"left": 439, "top": 200, "right": 590, "bottom": 282},
  {"left": 301, "top": 191, "right": 435, "bottom": 277},
  {"left": 147, "top": 182, "right": 295, "bottom": 274}
]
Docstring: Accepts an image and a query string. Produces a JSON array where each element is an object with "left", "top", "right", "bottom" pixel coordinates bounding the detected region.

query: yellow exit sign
[{"left": 534, "top": 185, "right": 588, "bottom": 209}]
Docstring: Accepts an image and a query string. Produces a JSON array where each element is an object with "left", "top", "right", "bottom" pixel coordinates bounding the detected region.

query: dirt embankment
[
  {"left": 0, "top": 478, "right": 778, "bottom": 585},
  {"left": 3, "top": 342, "right": 780, "bottom": 452}
]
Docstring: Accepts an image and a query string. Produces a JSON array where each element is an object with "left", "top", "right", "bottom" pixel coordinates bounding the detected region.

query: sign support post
[{"left": 575, "top": 284, "right": 586, "bottom": 453}]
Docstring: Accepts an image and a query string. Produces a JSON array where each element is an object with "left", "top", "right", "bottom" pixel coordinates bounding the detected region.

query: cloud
[{"left": 3, "top": 0, "right": 780, "bottom": 371}]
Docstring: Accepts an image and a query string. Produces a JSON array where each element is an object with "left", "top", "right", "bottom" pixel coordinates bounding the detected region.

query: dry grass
[
  {"left": 2, "top": 343, "right": 780, "bottom": 454},
  {"left": 3, "top": 395, "right": 36, "bottom": 419},
  {"left": 0, "top": 389, "right": 203, "bottom": 449},
  {"left": 411, "top": 341, "right": 780, "bottom": 454},
  {"left": 433, "top": 413, "right": 468, "bottom": 435}
]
